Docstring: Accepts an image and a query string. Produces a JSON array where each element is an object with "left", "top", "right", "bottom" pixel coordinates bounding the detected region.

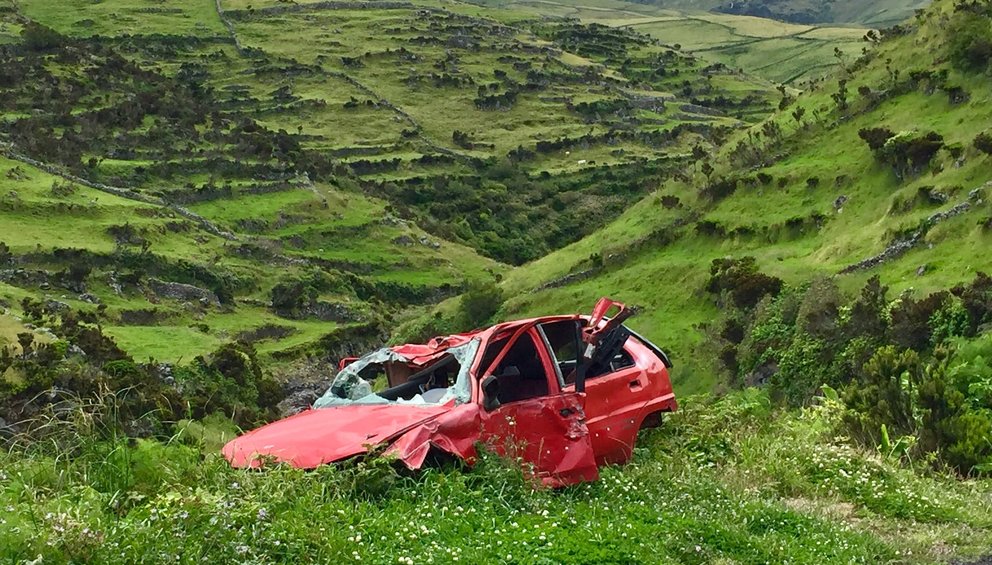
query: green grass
[
  {"left": 480, "top": 0, "right": 870, "bottom": 85},
  {"left": 19, "top": 0, "right": 228, "bottom": 37},
  {"left": 103, "top": 325, "right": 224, "bottom": 363},
  {"left": 2, "top": 389, "right": 989, "bottom": 563}
]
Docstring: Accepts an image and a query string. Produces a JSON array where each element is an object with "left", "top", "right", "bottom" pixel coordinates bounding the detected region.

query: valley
[{"left": 2, "top": 0, "right": 992, "bottom": 562}]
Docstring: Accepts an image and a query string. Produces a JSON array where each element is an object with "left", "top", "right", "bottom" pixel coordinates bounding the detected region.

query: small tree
[
  {"left": 831, "top": 79, "right": 849, "bottom": 112},
  {"left": 17, "top": 332, "right": 34, "bottom": 358},
  {"left": 858, "top": 127, "right": 895, "bottom": 151}
]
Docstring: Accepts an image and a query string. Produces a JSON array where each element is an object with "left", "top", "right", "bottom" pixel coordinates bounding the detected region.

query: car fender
[{"left": 383, "top": 404, "right": 482, "bottom": 469}]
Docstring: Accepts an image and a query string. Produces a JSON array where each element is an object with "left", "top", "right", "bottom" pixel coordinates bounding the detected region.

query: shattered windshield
[{"left": 313, "top": 339, "right": 480, "bottom": 408}]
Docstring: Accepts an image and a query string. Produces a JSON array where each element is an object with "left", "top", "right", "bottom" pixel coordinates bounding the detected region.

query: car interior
[
  {"left": 539, "top": 320, "right": 636, "bottom": 385},
  {"left": 368, "top": 354, "right": 460, "bottom": 402},
  {"left": 480, "top": 330, "right": 553, "bottom": 406}
]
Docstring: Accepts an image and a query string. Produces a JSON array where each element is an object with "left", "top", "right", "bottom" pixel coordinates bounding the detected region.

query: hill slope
[
  {"left": 0, "top": 0, "right": 780, "bottom": 366},
  {"left": 455, "top": 0, "right": 992, "bottom": 394},
  {"left": 470, "top": 0, "right": 875, "bottom": 85}
]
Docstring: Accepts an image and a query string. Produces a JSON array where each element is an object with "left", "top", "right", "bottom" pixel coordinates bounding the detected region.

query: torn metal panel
[{"left": 383, "top": 405, "right": 482, "bottom": 469}]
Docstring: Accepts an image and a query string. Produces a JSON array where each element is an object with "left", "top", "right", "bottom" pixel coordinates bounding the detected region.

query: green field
[{"left": 476, "top": 0, "right": 871, "bottom": 84}]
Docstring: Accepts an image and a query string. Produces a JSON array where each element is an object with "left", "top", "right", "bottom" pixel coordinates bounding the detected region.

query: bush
[
  {"left": 173, "top": 342, "right": 284, "bottom": 426},
  {"left": 460, "top": 279, "right": 504, "bottom": 329},
  {"left": 876, "top": 131, "right": 945, "bottom": 178},
  {"left": 842, "top": 346, "right": 920, "bottom": 445},
  {"left": 858, "top": 127, "right": 895, "bottom": 151},
  {"left": 700, "top": 176, "right": 739, "bottom": 201},
  {"left": 21, "top": 22, "right": 64, "bottom": 51},
  {"left": 947, "top": 9, "right": 992, "bottom": 72},
  {"left": 769, "top": 334, "right": 830, "bottom": 407},
  {"left": 952, "top": 271, "right": 992, "bottom": 334},
  {"left": 974, "top": 131, "right": 992, "bottom": 156},
  {"left": 890, "top": 291, "right": 952, "bottom": 350},
  {"left": 706, "top": 256, "right": 784, "bottom": 310},
  {"left": 917, "top": 339, "right": 992, "bottom": 474}
]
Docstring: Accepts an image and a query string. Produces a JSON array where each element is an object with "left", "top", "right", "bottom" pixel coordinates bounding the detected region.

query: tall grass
[{"left": 3, "top": 388, "right": 990, "bottom": 563}]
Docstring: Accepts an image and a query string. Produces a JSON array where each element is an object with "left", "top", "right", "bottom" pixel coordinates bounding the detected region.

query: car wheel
[{"left": 639, "top": 410, "right": 664, "bottom": 431}]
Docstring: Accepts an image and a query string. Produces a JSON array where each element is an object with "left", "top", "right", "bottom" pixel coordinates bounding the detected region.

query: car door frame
[
  {"left": 539, "top": 319, "right": 655, "bottom": 465},
  {"left": 473, "top": 320, "right": 599, "bottom": 486}
]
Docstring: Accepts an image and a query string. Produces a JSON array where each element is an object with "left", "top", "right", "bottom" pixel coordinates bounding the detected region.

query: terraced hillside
[
  {"left": 459, "top": 0, "right": 992, "bottom": 394},
  {"left": 0, "top": 0, "right": 779, "bottom": 366},
  {"left": 538, "top": 0, "right": 930, "bottom": 26},
  {"left": 474, "top": 0, "right": 874, "bottom": 85}
]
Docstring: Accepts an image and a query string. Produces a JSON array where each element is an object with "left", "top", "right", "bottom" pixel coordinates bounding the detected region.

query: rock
[
  {"left": 418, "top": 236, "right": 441, "bottom": 250},
  {"left": 148, "top": 278, "right": 220, "bottom": 307},
  {"left": 745, "top": 361, "right": 779, "bottom": 387},
  {"left": 78, "top": 293, "right": 100, "bottom": 304},
  {"left": 392, "top": 235, "right": 415, "bottom": 247},
  {"left": 833, "top": 195, "right": 848, "bottom": 210},
  {"left": 44, "top": 299, "right": 70, "bottom": 312},
  {"left": 917, "top": 264, "right": 928, "bottom": 276}
]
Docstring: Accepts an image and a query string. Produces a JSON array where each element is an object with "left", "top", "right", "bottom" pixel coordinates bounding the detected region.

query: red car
[{"left": 223, "top": 298, "right": 676, "bottom": 486}]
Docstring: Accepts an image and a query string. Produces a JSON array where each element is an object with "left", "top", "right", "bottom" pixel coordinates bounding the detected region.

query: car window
[
  {"left": 539, "top": 320, "right": 580, "bottom": 384},
  {"left": 490, "top": 331, "right": 550, "bottom": 404},
  {"left": 587, "top": 343, "right": 635, "bottom": 378},
  {"left": 543, "top": 320, "right": 636, "bottom": 385}
]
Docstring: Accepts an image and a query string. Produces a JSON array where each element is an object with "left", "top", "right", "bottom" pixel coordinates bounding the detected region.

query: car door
[
  {"left": 477, "top": 324, "right": 599, "bottom": 487},
  {"left": 540, "top": 318, "right": 654, "bottom": 466}
]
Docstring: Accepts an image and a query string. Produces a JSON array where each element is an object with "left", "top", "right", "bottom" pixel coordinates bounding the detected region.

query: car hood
[{"left": 222, "top": 403, "right": 452, "bottom": 469}]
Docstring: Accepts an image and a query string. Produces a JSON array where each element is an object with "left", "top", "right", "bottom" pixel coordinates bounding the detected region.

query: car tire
[{"left": 638, "top": 410, "right": 665, "bottom": 431}]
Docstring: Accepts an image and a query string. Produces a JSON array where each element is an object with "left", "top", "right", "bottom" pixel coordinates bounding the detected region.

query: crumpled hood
[{"left": 223, "top": 403, "right": 451, "bottom": 469}]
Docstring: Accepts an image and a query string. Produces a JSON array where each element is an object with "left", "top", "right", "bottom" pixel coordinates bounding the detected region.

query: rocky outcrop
[{"left": 147, "top": 279, "right": 220, "bottom": 307}]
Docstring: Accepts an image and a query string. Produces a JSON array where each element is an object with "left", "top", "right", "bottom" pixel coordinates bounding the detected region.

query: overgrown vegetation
[{"left": 2, "top": 388, "right": 990, "bottom": 563}]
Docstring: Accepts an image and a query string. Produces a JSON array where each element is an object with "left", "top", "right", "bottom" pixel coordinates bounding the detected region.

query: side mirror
[{"left": 481, "top": 374, "right": 500, "bottom": 411}]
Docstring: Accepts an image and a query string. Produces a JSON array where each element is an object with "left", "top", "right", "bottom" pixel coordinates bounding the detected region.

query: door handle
[{"left": 629, "top": 379, "right": 641, "bottom": 389}]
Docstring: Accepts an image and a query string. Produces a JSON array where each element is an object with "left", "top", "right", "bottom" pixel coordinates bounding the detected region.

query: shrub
[
  {"left": 952, "top": 272, "right": 992, "bottom": 334},
  {"left": 842, "top": 346, "right": 920, "bottom": 445},
  {"left": 917, "top": 340, "right": 992, "bottom": 474},
  {"left": 845, "top": 276, "right": 889, "bottom": 341},
  {"left": 770, "top": 334, "right": 830, "bottom": 407},
  {"left": 174, "top": 342, "right": 283, "bottom": 426},
  {"left": 460, "top": 279, "right": 504, "bottom": 329},
  {"left": 699, "top": 176, "right": 739, "bottom": 201},
  {"left": 706, "top": 256, "right": 784, "bottom": 310},
  {"left": 795, "top": 277, "right": 843, "bottom": 341},
  {"left": 21, "top": 22, "right": 64, "bottom": 51},
  {"left": 858, "top": 127, "right": 895, "bottom": 151},
  {"left": 974, "top": 131, "right": 992, "bottom": 156},
  {"left": 947, "top": 9, "right": 992, "bottom": 72},
  {"left": 889, "top": 291, "right": 951, "bottom": 350},
  {"left": 876, "top": 131, "right": 945, "bottom": 178}
]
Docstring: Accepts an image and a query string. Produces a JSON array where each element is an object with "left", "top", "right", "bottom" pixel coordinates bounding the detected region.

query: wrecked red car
[{"left": 223, "top": 298, "right": 676, "bottom": 486}]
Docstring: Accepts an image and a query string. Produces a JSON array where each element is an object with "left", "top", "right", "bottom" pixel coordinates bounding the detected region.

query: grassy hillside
[
  {"left": 535, "top": 0, "right": 930, "bottom": 26},
  {"left": 424, "top": 0, "right": 992, "bottom": 396},
  {"left": 1, "top": 1, "right": 992, "bottom": 564},
  {"left": 0, "top": 0, "right": 781, "bottom": 367},
  {"left": 468, "top": 0, "right": 873, "bottom": 84}
]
